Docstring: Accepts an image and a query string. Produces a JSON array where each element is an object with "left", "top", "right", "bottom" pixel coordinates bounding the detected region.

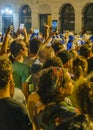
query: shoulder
[
  {"left": 4, "top": 97, "right": 27, "bottom": 114},
  {"left": 13, "top": 62, "right": 30, "bottom": 69}
]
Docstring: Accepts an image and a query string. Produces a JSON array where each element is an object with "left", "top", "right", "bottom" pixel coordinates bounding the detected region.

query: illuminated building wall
[{"left": 0, "top": 0, "right": 93, "bottom": 34}]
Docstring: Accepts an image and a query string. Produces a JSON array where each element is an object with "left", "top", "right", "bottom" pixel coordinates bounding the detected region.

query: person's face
[
  {"left": 21, "top": 41, "right": 28, "bottom": 57},
  {"left": 61, "top": 72, "right": 74, "bottom": 96}
]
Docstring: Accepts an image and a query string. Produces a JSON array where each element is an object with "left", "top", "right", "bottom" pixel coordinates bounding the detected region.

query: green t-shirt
[{"left": 12, "top": 62, "right": 30, "bottom": 89}]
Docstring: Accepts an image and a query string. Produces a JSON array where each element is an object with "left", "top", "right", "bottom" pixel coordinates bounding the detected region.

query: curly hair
[
  {"left": 75, "top": 81, "right": 93, "bottom": 120},
  {"left": 73, "top": 56, "right": 88, "bottom": 80},
  {"left": 0, "top": 56, "right": 12, "bottom": 89},
  {"left": 38, "top": 67, "right": 69, "bottom": 105}
]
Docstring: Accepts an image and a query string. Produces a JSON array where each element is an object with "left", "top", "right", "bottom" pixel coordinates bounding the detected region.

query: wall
[{"left": 0, "top": 0, "right": 93, "bottom": 33}]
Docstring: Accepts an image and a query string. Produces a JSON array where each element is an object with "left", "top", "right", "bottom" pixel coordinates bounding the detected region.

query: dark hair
[
  {"left": 29, "top": 38, "right": 42, "bottom": 54},
  {"left": 43, "top": 56, "right": 63, "bottom": 69},
  {"left": 51, "top": 40, "right": 64, "bottom": 54},
  {"left": 73, "top": 56, "right": 88, "bottom": 80},
  {"left": 0, "top": 56, "right": 12, "bottom": 89},
  {"left": 75, "top": 81, "right": 93, "bottom": 120},
  {"left": 57, "top": 50, "right": 72, "bottom": 65},
  {"left": 80, "top": 44, "right": 92, "bottom": 58},
  {"left": 9, "top": 40, "right": 24, "bottom": 62},
  {"left": 38, "top": 67, "right": 69, "bottom": 104}
]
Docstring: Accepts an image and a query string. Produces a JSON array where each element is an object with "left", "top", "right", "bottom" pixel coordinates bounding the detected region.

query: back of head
[
  {"left": 43, "top": 56, "right": 63, "bottom": 69},
  {"left": 51, "top": 40, "right": 64, "bottom": 54},
  {"left": 73, "top": 56, "right": 88, "bottom": 79},
  {"left": 75, "top": 81, "right": 93, "bottom": 120},
  {"left": 0, "top": 56, "right": 12, "bottom": 89},
  {"left": 9, "top": 40, "right": 24, "bottom": 62},
  {"left": 29, "top": 38, "right": 42, "bottom": 54},
  {"left": 80, "top": 43, "right": 92, "bottom": 58},
  {"left": 10, "top": 40, "right": 24, "bottom": 54},
  {"left": 38, "top": 67, "right": 71, "bottom": 104},
  {"left": 38, "top": 45, "right": 55, "bottom": 63},
  {"left": 57, "top": 50, "right": 72, "bottom": 65}
]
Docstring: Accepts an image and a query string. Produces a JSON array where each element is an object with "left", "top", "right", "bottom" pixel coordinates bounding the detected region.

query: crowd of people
[{"left": 0, "top": 24, "right": 93, "bottom": 130}]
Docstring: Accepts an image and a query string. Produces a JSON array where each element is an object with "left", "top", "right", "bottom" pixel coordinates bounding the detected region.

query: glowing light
[
  {"left": 1, "top": 8, "right": 13, "bottom": 15},
  {"left": 1, "top": 10, "right": 4, "bottom": 14}
]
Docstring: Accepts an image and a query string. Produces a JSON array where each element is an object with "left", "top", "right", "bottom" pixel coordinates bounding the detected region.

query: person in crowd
[
  {"left": 37, "top": 44, "right": 55, "bottom": 64},
  {"left": 27, "top": 56, "right": 63, "bottom": 130},
  {"left": 43, "top": 56, "right": 63, "bottom": 69},
  {"left": 80, "top": 43, "right": 93, "bottom": 74},
  {"left": 51, "top": 39, "right": 64, "bottom": 55},
  {"left": 57, "top": 50, "right": 73, "bottom": 76},
  {"left": 70, "top": 55, "right": 88, "bottom": 108},
  {"left": 0, "top": 26, "right": 14, "bottom": 56},
  {"left": 72, "top": 55, "right": 88, "bottom": 81},
  {"left": 33, "top": 67, "right": 79, "bottom": 130},
  {"left": 9, "top": 39, "right": 30, "bottom": 100},
  {"left": 24, "top": 38, "right": 42, "bottom": 66},
  {"left": 54, "top": 78, "right": 93, "bottom": 130},
  {"left": 75, "top": 80, "right": 93, "bottom": 129},
  {"left": 0, "top": 55, "right": 32, "bottom": 130}
]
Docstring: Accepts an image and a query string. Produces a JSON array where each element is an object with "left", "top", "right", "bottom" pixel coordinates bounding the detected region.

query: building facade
[{"left": 0, "top": 0, "right": 93, "bottom": 34}]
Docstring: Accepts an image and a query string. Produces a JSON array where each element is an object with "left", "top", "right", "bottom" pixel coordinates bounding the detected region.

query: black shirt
[{"left": 0, "top": 97, "right": 32, "bottom": 130}]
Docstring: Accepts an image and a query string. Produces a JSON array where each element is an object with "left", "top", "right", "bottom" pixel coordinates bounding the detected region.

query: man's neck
[{"left": 0, "top": 88, "right": 10, "bottom": 99}]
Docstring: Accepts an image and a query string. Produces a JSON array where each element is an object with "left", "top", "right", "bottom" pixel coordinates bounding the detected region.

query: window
[
  {"left": 83, "top": 4, "right": 93, "bottom": 32},
  {"left": 60, "top": 4, "right": 75, "bottom": 33},
  {"left": 19, "top": 5, "right": 31, "bottom": 32}
]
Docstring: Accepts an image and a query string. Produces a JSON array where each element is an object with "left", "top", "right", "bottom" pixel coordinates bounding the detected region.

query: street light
[{"left": 1, "top": 8, "right": 13, "bottom": 15}]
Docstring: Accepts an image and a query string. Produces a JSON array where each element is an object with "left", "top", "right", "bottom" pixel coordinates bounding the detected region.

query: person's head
[
  {"left": 0, "top": 56, "right": 14, "bottom": 97},
  {"left": 43, "top": 56, "right": 63, "bottom": 69},
  {"left": 57, "top": 50, "right": 73, "bottom": 69},
  {"left": 38, "top": 45, "right": 55, "bottom": 63},
  {"left": 9, "top": 39, "right": 28, "bottom": 62},
  {"left": 38, "top": 67, "right": 74, "bottom": 105},
  {"left": 29, "top": 38, "right": 42, "bottom": 55},
  {"left": 80, "top": 43, "right": 92, "bottom": 58},
  {"left": 75, "top": 80, "right": 93, "bottom": 120},
  {"left": 51, "top": 40, "right": 64, "bottom": 55},
  {"left": 72, "top": 56, "right": 88, "bottom": 80}
]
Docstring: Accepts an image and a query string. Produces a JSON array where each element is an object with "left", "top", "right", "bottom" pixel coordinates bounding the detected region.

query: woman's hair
[
  {"left": 73, "top": 56, "right": 88, "bottom": 80},
  {"left": 38, "top": 67, "right": 69, "bottom": 104},
  {"left": 9, "top": 39, "right": 24, "bottom": 62},
  {"left": 75, "top": 80, "right": 93, "bottom": 120}
]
